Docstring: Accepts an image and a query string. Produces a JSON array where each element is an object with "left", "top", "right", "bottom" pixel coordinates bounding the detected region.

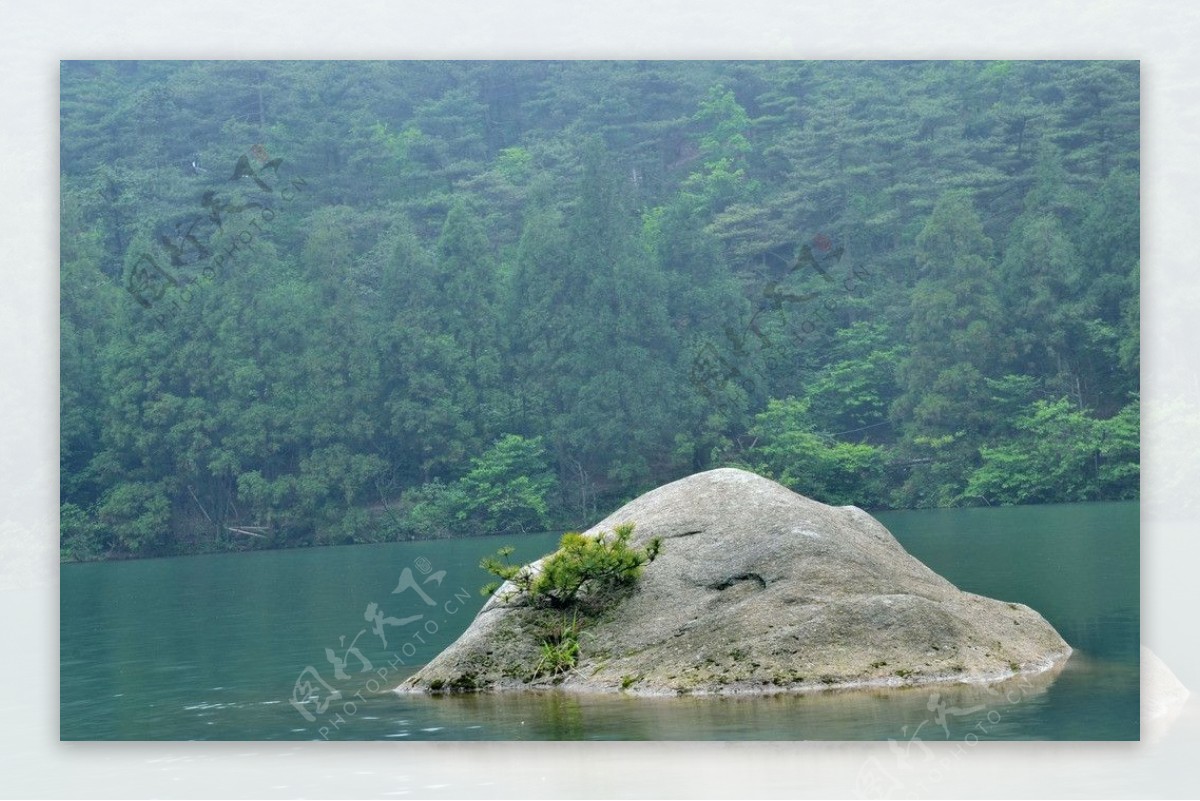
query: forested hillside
[{"left": 60, "top": 61, "right": 1140, "bottom": 560}]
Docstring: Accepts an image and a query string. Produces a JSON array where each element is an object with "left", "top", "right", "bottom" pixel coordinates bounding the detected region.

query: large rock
[{"left": 399, "top": 468, "right": 1071, "bottom": 695}]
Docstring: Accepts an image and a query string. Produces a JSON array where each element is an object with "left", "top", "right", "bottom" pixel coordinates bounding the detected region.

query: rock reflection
[{"left": 403, "top": 662, "right": 1068, "bottom": 740}]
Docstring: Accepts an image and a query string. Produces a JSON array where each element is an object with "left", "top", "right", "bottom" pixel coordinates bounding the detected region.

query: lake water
[{"left": 60, "top": 501, "right": 1138, "bottom": 740}]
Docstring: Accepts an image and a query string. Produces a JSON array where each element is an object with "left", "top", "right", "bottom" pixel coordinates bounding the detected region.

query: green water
[{"left": 60, "top": 501, "right": 1138, "bottom": 740}]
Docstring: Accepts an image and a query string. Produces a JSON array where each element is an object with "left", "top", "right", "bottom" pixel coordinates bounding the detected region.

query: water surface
[{"left": 60, "top": 501, "right": 1138, "bottom": 740}]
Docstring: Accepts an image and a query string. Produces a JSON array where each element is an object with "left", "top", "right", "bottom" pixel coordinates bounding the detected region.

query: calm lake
[{"left": 60, "top": 501, "right": 1138, "bottom": 741}]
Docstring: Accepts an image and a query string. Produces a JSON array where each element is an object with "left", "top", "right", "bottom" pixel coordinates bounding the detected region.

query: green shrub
[
  {"left": 402, "top": 479, "right": 472, "bottom": 538},
  {"left": 401, "top": 435, "right": 558, "bottom": 539},
  {"left": 96, "top": 481, "right": 171, "bottom": 555},
  {"left": 532, "top": 614, "right": 582, "bottom": 678},
  {"left": 963, "top": 396, "right": 1140, "bottom": 505},
  {"left": 481, "top": 522, "right": 661, "bottom": 609},
  {"left": 457, "top": 434, "right": 557, "bottom": 535},
  {"left": 740, "top": 397, "right": 889, "bottom": 508},
  {"left": 480, "top": 523, "right": 661, "bottom": 681},
  {"left": 60, "top": 503, "right": 103, "bottom": 561}
]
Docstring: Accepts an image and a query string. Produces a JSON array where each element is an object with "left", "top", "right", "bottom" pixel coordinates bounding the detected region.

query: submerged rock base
[{"left": 399, "top": 468, "right": 1071, "bottom": 696}]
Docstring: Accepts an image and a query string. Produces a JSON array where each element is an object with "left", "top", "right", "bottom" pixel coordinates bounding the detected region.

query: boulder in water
[{"left": 399, "top": 468, "right": 1072, "bottom": 695}]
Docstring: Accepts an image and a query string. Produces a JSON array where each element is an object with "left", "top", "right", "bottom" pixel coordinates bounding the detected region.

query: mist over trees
[{"left": 59, "top": 60, "right": 1139, "bottom": 559}]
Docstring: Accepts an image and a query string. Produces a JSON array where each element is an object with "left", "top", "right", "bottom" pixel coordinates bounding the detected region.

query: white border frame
[{"left": 5, "top": 1, "right": 1198, "bottom": 797}]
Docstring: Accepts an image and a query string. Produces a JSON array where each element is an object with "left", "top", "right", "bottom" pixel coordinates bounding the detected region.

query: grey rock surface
[{"left": 398, "top": 468, "right": 1072, "bottom": 695}]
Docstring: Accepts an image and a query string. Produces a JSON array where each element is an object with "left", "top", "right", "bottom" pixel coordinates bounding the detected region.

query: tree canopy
[{"left": 60, "top": 60, "right": 1139, "bottom": 560}]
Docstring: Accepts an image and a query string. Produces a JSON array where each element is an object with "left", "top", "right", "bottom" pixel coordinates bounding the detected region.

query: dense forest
[{"left": 59, "top": 60, "right": 1140, "bottom": 561}]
